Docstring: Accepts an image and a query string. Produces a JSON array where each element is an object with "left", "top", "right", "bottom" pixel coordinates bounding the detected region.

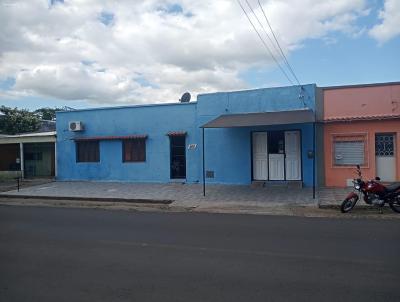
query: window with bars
[
  {"left": 333, "top": 134, "right": 366, "bottom": 166},
  {"left": 375, "top": 134, "right": 395, "bottom": 157},
  {"left": 123, "top": 139, "right": 146, "bottom": 162},
  {"left": 76, "top": 141, "right": 100, "bottom": 162}
]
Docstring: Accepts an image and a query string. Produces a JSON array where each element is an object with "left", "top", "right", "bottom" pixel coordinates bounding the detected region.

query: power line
[
  {"left": 244, "top": 0, "right": 300, "bottom": 86},
  {"left": 257, "top": 0, "right": 301, "bottom": 85},
  {"left": 237, "top": 0, "right": 294, "bottom": 85},
  {"left": 244, "top": 0, "right": 286, "bottom": 70}
]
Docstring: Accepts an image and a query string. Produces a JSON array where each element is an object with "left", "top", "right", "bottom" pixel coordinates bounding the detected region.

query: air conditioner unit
[{"left": 69, "top": 121, "right": 84, "bottom": 132}]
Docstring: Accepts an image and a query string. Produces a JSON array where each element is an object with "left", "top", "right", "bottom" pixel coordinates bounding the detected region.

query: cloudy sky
[{"left": 0, "top": 0, "right": 399, "bottom": 110}]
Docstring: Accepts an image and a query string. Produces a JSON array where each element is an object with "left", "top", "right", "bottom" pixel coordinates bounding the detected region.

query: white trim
[
  {"left": 0, "top": 131, "right": 56, "bottom": 144},
  {"left": 0, "top": 131, "right": 56, "bottom": 138}
]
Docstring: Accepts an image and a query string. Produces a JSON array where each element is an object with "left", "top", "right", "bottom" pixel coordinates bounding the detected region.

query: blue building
[{"left": 56, "top": 84, "right": 319, "bottom": 189}]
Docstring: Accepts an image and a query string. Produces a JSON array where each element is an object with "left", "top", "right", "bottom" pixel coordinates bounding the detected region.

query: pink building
[{"left": 322, "top": 82, "right": 400, "bottom": 187}]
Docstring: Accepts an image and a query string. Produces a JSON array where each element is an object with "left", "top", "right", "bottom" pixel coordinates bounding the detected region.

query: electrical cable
[
  {"left": 257, "top": 0, "right": 301, "bottom": 85},
  {"left": 237, "top": 0, "right": 294, "bottom": 85}
]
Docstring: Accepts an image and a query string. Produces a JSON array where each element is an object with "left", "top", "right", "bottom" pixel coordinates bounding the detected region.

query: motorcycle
[{"left": 341, "top": 165, "right": 400, "bottom": 213}]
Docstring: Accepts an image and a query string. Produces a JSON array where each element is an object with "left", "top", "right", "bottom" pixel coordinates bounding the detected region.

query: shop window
[
  {"left": 76, "top": 141, "right": 100, "bottom": 162},
  {"left": 333, "top": 134, "right": 366, "bottom": 166},
  {"left": 123, "top": 139, "right": 146, "bottom": 162}
]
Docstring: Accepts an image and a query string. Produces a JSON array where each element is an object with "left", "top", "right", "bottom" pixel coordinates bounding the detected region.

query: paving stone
[{"left": 1, "top": 181, "right": 319, "bottom": 206}]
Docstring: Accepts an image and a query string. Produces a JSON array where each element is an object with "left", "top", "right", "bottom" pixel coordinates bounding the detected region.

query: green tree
[
  {"left": 34, "top": 107, "right": 63, "bottom": 121},
  {"left": 0, "top": 106, "right": 40, "bottom": 135}
]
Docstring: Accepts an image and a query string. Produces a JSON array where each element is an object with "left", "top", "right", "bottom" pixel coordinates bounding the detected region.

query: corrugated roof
[
  {"left": 201, "top": 109, "right": 315, "bottom": 128},
  {"left": 73, "top": 134, "right": 148, "bottom": 141},
  {"left": 324, "top": 114, "right": 400, "bottom": 122},
  {"left": 0, "top": 131, "right": 56, "bottom": 138},
  {"left": 322, "top": 81, "right": 400, "bottom": 90}
]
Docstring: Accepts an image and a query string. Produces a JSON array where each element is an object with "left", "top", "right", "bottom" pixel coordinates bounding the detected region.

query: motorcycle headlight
[{"left": 355, "top": 185, "right": 360, "bottom": 190}]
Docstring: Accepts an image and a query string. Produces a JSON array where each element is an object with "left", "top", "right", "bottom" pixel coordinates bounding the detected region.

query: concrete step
[{"left": 251, "top": 181, "right": 303, "bottom": 188}]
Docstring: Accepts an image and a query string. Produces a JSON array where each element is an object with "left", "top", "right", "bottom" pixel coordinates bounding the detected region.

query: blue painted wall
[
  {"left": 57, "top": 102, "right": 200, "bottom": 183},
  {"left": 57, "top": 84, "right": 317, "bottom": 186},
  {"left": 197, "top": 84, "right": 316, "bottom": 186}
]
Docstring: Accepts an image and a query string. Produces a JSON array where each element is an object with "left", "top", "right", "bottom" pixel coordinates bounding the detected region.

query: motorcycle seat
[{"left": 385, "top": 182, "right": 400, "bottom": 192}]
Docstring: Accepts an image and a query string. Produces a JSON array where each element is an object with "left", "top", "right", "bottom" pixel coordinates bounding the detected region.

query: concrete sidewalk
[
  {"left": 0, "top": 181, "right": 316, "bottom": 207},
  {"left": 0, "top": 178, "right": 54, "bottom": 193},
  {"left": 1, "top": 181, "right": 398, "bottom": 218}
]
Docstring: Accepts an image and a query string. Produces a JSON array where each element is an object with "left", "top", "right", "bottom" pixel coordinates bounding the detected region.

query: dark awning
[
  {"left": 73, "top": 134, "right": 148, "bottom": 141},
  {"left": 201, "top": 109, "right": 315, "bottom": 128}
]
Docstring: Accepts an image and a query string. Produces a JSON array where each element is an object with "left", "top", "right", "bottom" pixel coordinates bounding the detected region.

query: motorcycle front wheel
[
  {"left": 389, "top": 196, "right": 400, "bottom": 213},
  {"left": 340, "top": 196, "right": 358, "bottom": 213}
]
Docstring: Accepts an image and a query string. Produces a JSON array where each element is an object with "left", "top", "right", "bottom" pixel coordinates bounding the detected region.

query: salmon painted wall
[
  {"left": 323, "top": 83, "right": 400, "bottom": 187},
  {"left": 324, "top": 84, "right": 400, "bottom": 119},
  {"left": 324, "top": 120, "right": 400, "bottom": 187}
]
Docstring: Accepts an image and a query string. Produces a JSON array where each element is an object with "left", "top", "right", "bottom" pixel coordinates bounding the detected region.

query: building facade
[
  {"left": 57, "top": 102, "right": 200, "bottom": 183},
  {"left": 56, "top": 84, "right": 319, "bottom": 187},
  {"left": 0, "top": 131, "right": 56, "bottom": 179},
  {"left": 322, "top": 82, "right": 400, "bottom": 187}
]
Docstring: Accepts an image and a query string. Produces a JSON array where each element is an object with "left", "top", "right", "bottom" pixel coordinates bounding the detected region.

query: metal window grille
[{"left": 375, "top": 134, "right": 394, "bottom": 156}]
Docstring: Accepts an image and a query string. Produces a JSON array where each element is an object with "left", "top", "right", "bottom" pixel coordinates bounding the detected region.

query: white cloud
[
  {"left": 369, "top": 0, "right": 400, "bottom": 44},
  {"left": 0, "top": 0, "right": 368, "bottom": 105}
]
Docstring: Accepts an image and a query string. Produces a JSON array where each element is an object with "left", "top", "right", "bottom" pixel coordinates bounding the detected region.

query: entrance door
[
  {"left": 170, "top": 136, "right": 186, "bottom": 179},
  {"left": 268, "top": 131, "right": 285, "bottom": 180},
  {"left": 375, "top": 134, "right": 396, "bottom": 181},
  {"left": 269, "top": 154, "right": 285, "bottom": 180},
  {"left": 252, "top": 132, "right": 268, "bottom": 180},
  {"left": 285, "top": 131, "right": 301, "bottom": 180}
]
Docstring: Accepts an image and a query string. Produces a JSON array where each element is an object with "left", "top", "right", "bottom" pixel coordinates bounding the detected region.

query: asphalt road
[{"left": 0, "top": 206, "right": 399, "bottom": 302}]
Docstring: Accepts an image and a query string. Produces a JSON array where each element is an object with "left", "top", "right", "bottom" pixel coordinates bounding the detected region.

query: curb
[
  {"left": 318, "top": 204, "right": 392, "bottom": 210},
  {"left": 0, "top": 194, "right": 173, "bottom": 205},
  {"left": 318, "top": 204, "right": 340, "bottom": 209}
]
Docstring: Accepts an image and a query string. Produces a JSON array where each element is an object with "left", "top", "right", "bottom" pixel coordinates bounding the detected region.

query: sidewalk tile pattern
[{"left": 2, "top": 181, "right": 318, "bottom": 206}]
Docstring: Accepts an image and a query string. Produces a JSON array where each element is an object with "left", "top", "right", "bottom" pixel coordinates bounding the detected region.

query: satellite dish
[{"left": 179, "top": 92, "right": 191, "bottom": 103}]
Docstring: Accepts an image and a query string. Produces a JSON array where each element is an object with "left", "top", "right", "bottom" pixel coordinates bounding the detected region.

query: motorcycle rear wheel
[
  {"left": 341, "top": 196, "right": 358, "bottom": 213},
  {"left": 389, "top": 196, "right": 400, "bottom": 213}
]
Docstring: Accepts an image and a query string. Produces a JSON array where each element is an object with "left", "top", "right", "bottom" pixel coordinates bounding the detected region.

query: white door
[
  {"left": 376, "top": 134, "right": 396, "bottom": 181},
  {"left": 269, "top": 154, "right": 285, "bottom": 180},
  {"left": 285, "top": 131, "right": 301, "bottom": 180},
  {"left": 252, "top": 132, "right": 268, "bottom": 180}
]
